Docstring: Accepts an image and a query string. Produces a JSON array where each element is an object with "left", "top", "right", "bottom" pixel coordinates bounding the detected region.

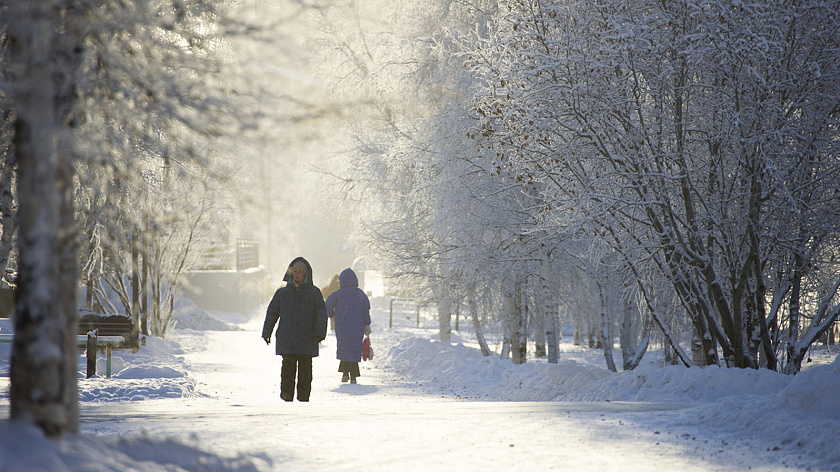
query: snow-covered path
[{"left": 72, "top": 312, "right": 811, "bottom": 472}]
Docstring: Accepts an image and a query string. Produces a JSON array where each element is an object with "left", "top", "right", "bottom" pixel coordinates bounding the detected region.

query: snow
[{"left": 1, "top": 299, "right": 839, "bottom": 471}]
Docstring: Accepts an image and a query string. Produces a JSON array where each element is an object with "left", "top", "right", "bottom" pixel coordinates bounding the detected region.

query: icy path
[{"left": 74, "top": 315, "right": 797, "bottom": 472}]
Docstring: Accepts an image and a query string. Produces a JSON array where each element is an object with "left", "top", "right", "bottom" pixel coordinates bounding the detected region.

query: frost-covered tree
[
  {"left": 317, "top": 0, "right": 507, "bottom": 343},
  {"left": 319, "top": 0, "right": 596, "bottom": 364},
  {"left": 320, "top": 0, "right": 840, "bottom": 373},
  {"left": 4, "top": 0, "right": 80, "bottom": 437},
  {"left": 467, "top": 0, "right": 840, "bottom": 371},
  {"left": 2, "top": 0, "right": 251, "bottom": 437},
  {"left": 71, "top": 0, "right": 246, "bottom": 342}
]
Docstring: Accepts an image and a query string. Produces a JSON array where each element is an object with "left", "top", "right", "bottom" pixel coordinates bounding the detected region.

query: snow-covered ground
[{"left": 0, "top": 297, "right": 838, "bottom": 471}]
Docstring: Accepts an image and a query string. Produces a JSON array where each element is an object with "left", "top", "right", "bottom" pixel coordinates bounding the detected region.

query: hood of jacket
[
  {"left": 283, "top": 256, "right": 314, "bottom": 286},
  {"left": 338, "top": 268, "right": 359, "bottom": 288}
]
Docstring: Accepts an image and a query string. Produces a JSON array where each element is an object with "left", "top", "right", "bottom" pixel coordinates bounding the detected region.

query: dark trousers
[
  {"left": 281, "top": 354, "right": 313, "bottom": 401},
  {"left": 338, "top": 360, "right": 360, "bottom": 378}
]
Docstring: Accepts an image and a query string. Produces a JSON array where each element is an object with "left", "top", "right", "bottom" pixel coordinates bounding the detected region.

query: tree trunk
[
  {"left": 691, "top": 327, "right": 706, "bottom": 366},
  {"left": 620, "top": 291, "right": 633, "bottom": 367},
  {"left": 598, "top": 281, "right": 617, "bottom": 372},
  {"left": 468, "top": 293, "right": 491, "bottom": 357},
  {"left": 752, "top": 252, "right": 776, "bottom": 370},
  {"left": 0, "top": 148, "right": 15, "bottom": 276},
  {"left": 533, "top": 316, "right": 546, "bottom": 356},
  {"left": 141, "top": 243, "right": 149, "bottom": 336},
  {"left": 506, "top": 281, "right": 527, "bottom": 365},
  {"left": 786, "top": 257, "right": 803, "bottom": 372},
  {"left": 8, "top": 2, "right": 69, "bottom": 437},
  {"left": 541, "top": 251, "right": 559, "bottom": 363},
  {"left": 545, "top": 307, "right": 559, "bottom": 364},
  {"left": 625, "top": 317, "right": 650, "bottom": 371},
  {"left": 532, "top": 285, "right": 546, "bottom": 357},
  {"left": 620, "top": 292, "right": 637, "bottom": 371},
  {"left": 500, "top": 338, "right": 510, "bottom": 360},
  {"left": 152, "top": 252, "right": 162, "bottom": 336},
  {"left": 83, "top": 227, "right": 99, "bottom": 312},
  {"left": 131, "top": 235, "right": 141, "bottom": 344},
  {"left": 437, "top": 297, "right": 452, "bottom": 343}
]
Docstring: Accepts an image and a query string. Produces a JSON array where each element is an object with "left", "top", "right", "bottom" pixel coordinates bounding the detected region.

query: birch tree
[
  {"left": 3, "top": 0, "right": 248, "bottom": 437},
  {"left": 5, "top": 0, "right": 78, "bottom": 437},
  {"left": 467, "top": 0, "right": 840, "bottom": 370}
]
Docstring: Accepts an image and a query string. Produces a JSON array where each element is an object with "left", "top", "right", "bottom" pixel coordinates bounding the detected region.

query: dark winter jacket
[
  {"left": 325, "top": 268, "right": 371, "bottom": 362},
  {"left": 262, "top": 257, "right": 328, "bottom": 357}
]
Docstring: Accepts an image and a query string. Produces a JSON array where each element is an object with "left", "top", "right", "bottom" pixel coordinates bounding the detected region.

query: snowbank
[
  {"left": 79, "top": 322, "right": 195, "bottom": 402},
  {"left": 171, "top": 298, "right": 243, "bottom": 331},
  {"left": 0, "top": 421, "right": 268, "bottom": 472},
  {"left": 378, "top": 327, "right": 840, "bottom": 402},
  {"left": 376, "top": 332, "right": 840, "bottom": 470}
]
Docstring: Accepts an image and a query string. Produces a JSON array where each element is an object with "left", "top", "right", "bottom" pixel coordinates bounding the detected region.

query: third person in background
[{"left": 325, "top": 268, "right": 371, "bottom": 384}]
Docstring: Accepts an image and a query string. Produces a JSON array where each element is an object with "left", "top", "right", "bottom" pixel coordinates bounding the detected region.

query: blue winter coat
[
  {"left": 262, "top": 257, "right": 328, "bottom": 357},
  {"left": 325, "top": 268, "right": 371, "bottom": 362}
]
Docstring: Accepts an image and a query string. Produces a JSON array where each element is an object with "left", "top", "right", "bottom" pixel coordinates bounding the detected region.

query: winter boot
[
  {"left": 350, "top": 375, "right": 357, "bottom": 384},
  {"left": 341, "top": 372, "right": 350, "bottom": 383}
]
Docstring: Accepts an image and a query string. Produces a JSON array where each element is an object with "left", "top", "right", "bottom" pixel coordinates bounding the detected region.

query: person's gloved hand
[
  {"left": 364, "top": 325, "right": 371, "bottom": 336},
  {"left": 263, "top": 336, "right": 270, "bottom": 345}
]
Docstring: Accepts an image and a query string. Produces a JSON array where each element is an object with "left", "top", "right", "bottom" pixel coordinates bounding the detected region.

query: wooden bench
[
  {"left": 78, "top": 313, "right": 134, "bottom": 342},
  {"left": 0, "top": 331, "right": 124, "bottom": 378}
]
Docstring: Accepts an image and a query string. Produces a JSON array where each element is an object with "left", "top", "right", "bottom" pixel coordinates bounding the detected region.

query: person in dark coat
[
  {"left": 262, "top": 257, "right": 328, "bottom": 402},
  {"left": 325, "top": 268, "right": 371, "bottom": 384}
]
